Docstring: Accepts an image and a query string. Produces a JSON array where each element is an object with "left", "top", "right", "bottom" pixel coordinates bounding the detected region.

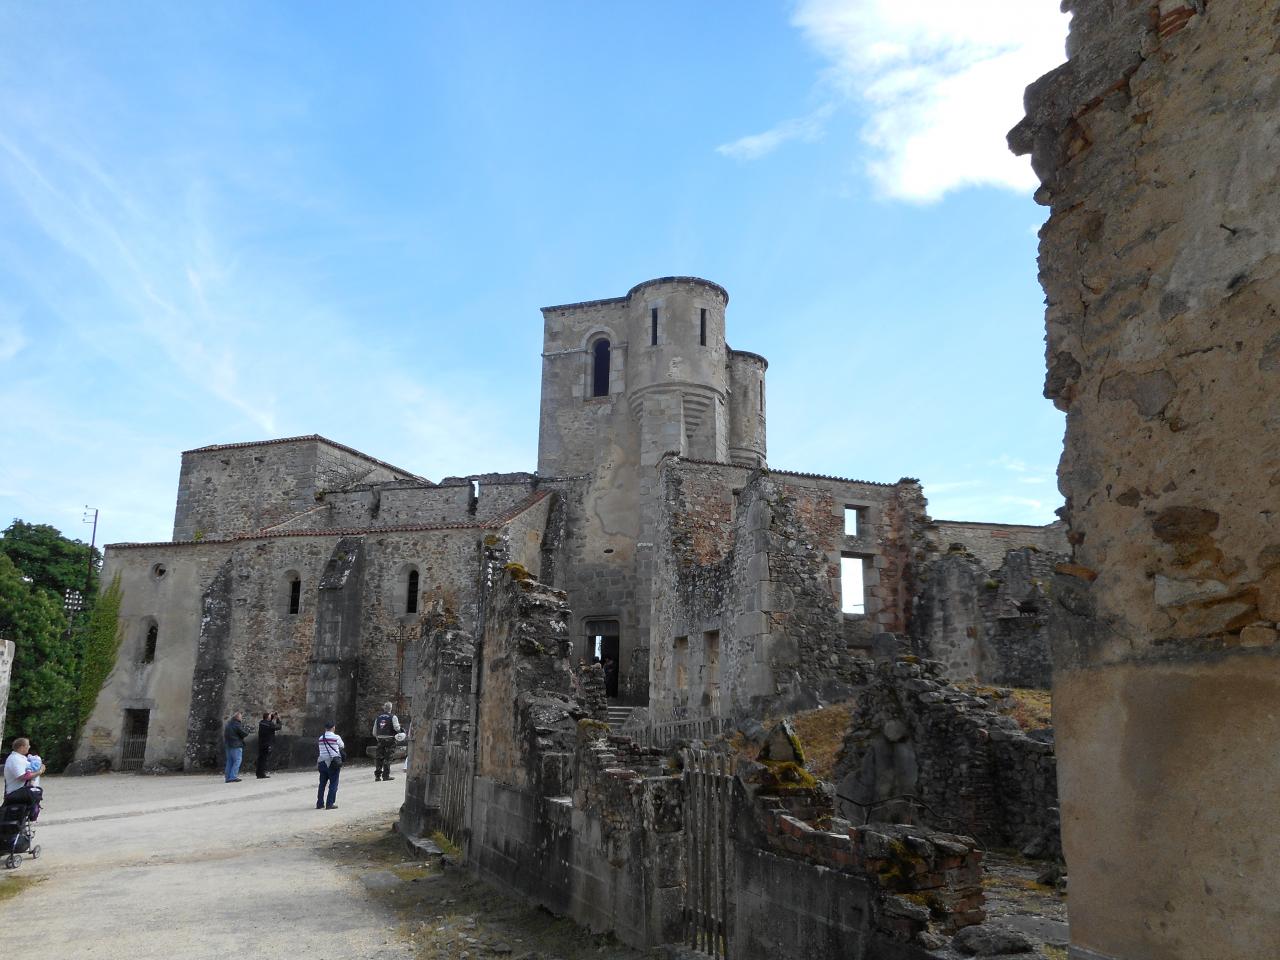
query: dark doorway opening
[
  {"left": 120, "top": 708, "right": 150, "bottom": 771},
  {"left": 586, "top": 618, "right": 620, "bottom": 698}
]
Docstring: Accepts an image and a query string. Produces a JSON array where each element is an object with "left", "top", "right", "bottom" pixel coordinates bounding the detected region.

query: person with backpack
[
  {"left": 371, "top": 701, "right": 402, "bottom": 782},
  {"left": 316, "top": 722, "right": 345, "bottom": 810}
]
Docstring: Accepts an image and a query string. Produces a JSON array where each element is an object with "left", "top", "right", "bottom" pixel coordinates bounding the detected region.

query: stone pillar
[
  {"left": 1012, "top": 4, "right": 1280, "bottom": 958},
  {"left": 0, "top": 639, "right": 13, "bottom": 745}
]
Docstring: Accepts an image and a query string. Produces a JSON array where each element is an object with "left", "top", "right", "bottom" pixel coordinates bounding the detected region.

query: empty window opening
[
  {"left": 406, "top": 569, "right": 419, "bottom": 614},
  {"left": 592, "top": 339, "right": 611, "bottom": 397},
  {"left": 650, "top": 308, "right": 658, "bottom": 346},
  {"left": 759, "top": 380, "right": 764, "bottom": 413},
  {"left": 841, "top": 555, "right": 867, "bottom": 615},
  {"left": 699, "top": 308, "right": 707, "bottom": 346},
  {"left": 844, "top": 506, "right": 866, "bottom": 538},
  {"left": 586, "top": 619, "right": 620, "bottom": 698},
  {"left": 674, "top": 635, "right": 689, "bottom": 691},
  {"left": 142, "top": 623, "right": 158, "bottom": 663},
  {"left": 288, "top": 577, "right": 301, "bottom": 615}
]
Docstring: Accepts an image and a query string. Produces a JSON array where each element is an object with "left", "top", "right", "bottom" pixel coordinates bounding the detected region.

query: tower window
[
  {"left": 700, "top": 308, "right": 707, "bottom": 346},
  {"left": 591, "top": 339, "right": 611, "bottom": 397},
  {"left": 406, "top": 569, "right": 419, "bottom": 614},
  {"left": 650, "top": 308, "right": 658, "bottom": 346},
  {"left": 142, "top": 622, "right": 158, "bottom": 663},
  {"left": 288, "top": 577, "right": 301, "bottom": 615},
  {"left": 759, "top": 380, "right": 764, "bottom": 413}
]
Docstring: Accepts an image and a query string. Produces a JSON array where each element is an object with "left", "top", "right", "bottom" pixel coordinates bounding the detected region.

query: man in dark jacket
[
  {"left": 255, "top": 712, "right": 281, "bottom": 779},
  {"left": 224, "top": 711, "right": 249, "bottom": 782}
]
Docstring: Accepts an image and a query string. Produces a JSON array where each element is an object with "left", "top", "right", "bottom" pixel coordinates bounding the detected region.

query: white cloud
[
  {"left": 716, "top": 105, "right": 834, "bottom": 161},
  {"left": 726, "top": 1, "right": 1070, "bottom": 202}
]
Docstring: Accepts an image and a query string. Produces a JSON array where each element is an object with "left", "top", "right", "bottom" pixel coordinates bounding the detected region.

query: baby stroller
[{"left": 1, "top": 794, "right": 41, "bottom": 869}]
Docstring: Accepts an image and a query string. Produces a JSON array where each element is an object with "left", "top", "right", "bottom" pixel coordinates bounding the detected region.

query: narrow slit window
[
  {"left": 759, "top": 380, "right": 764, "bottom": 412},
  {"left": 591, "top": 339, "right": 611, "bottom": 397},
  {"left": 650, "top": 307, "right": 658, "bottom": 346},
  {"left": 143, "top": 623, "right": 158, "bottom": 663},
  {"left": 699, "top": 308, "right": 707, "bottom": 346},
  {"left": 841, "top": 555, "right": 866, "bottom": 615},
  {"left": 288, "top": 578, "right": 301, "bottom": 615},
  {"left": 406, "top": 569, "right": 419, "bottom": 614}
]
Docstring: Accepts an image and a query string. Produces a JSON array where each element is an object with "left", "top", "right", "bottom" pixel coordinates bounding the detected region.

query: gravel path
[{"left": 0, "top": 764, "right": 414, "bottom": 960}]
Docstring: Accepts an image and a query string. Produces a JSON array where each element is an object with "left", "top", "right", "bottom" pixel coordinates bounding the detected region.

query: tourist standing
[
  {"left": 316, "top": 722, "right": 344, "bottom": 809},
  {"left": 371, "top": 701, "right": 402, "bottom": 782},
  {"left": 255, "top": 711, "right": 281, "bottom": 779},
  {"left": 223, "top": 711, "right": 249, "bottom": 782}
]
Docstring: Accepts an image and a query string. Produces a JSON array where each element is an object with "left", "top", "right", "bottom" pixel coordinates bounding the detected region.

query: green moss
[
  {"left": 984, "top": 579, "right": 1000, "bottom": 589},
  {"left": 759, "top": 759, "right": 818, "bottom": 793},
  {"left": 578, "top": 718, "right": 610, "bottom": 738},
  {"left": 504, "top": 562, "right": 531, "bottom": 581},
  {"left": 429, "top": 831, "right": 461, "bottom": 857},
  {"left": 483, "top": 534, "right": 500, "bottom": 547},
  {"left": 0, "top": 876, "right": 38, "bottom": 903}
]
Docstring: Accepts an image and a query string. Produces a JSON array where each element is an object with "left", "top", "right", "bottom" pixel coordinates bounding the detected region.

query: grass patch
[
  {"left": 430, "top": 831, "right": 461, "bottom": 857},
  {"left": 0, "top": 875, "right": 40, "bottom": 903},
  {"left": 780, "top": 701, "right": 855, "bottom": 781},
  {"left": 956, "top": 683, "right": 1052, "bottom": 731}
]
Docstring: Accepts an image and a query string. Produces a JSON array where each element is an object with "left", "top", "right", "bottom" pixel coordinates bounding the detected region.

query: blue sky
[{"left": 0, "top": 1, "right": 1071, "bottom": 548}]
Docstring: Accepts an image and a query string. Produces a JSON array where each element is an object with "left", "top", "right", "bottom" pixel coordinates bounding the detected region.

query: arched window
[
  {"left": 591, "top": 339, "right": 611, "bottom": 397},
  {"left": 406, "top": 569, "right": 419, "bottom": 614},
  {"left": 288, "top": 576, "right": 301, "bottom": 615},
  {"left": 142, "top": 622, "right": 158, "bottom": 663}
]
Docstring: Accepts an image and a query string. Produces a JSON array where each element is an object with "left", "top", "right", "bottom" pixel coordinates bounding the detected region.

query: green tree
[
  {"left": 78, "top": 573, "right": 123, "bottom": 729},
  {"left": 0, "top": 553, "right": 80, "bottom": 768},
  {"left": 0, "top": 519, "right": 101, "bottom": 601}
]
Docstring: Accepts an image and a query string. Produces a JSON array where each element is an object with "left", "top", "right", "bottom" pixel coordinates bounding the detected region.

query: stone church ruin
[{"left": 78, "top": 275, "right": 1067, "bottom": 955}]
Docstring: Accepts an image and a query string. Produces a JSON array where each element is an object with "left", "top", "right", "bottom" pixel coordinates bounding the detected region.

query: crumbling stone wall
[
  {"left": 911, "top": 545, "right": 1058, "bottom": 688},
  {"left": 1012, "top": 3, "right": 1280, "bottom": 957},
  {"left": 929, "top": 520, "right": 1067, "bottom": 573},
  {"left": 650, "top": 459, "right": 925, "bottom": 722},
  {"left": 834, "top": 660, "right": 1059, "bottom": 858},
  {"left": 401, "top": 605, "right": 475, "bottom": 839}
]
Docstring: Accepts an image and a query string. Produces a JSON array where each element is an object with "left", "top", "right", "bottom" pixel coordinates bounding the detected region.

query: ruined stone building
[
  {"left": 1011, "top": 2, "right": 1280, "bottom": 958},
  {"left": 77, "top": 276, "right": 1064, "bottom": 772}
]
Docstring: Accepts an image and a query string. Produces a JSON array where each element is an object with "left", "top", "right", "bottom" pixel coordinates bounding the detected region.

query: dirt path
[{"left": 0, "top": 765, "right": 414, "bottom": 959}]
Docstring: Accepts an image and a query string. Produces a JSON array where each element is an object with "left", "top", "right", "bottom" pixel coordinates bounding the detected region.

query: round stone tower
[
  {"left": 624, "top": 277, "right": 731, "bottom": 466},
  {"left": 727, "top": 349, "right": 768, "bottom": 467}
]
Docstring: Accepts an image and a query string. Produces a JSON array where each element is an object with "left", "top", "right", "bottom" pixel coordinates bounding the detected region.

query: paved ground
[
  {"left": 1, "top": 763, "right": 414, "bottom": 960},
  {"left": 0, "top": 764, "right": 654, "bottom": 960}
]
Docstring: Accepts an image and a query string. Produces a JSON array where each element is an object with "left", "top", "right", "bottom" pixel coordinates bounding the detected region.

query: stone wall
[
  {"left": 911, "top": 545, "right": 1058, "bottom": 688},
  {"left": 80, "top": 495, "right": 548, "bottom": 772},
  {"left": 834, "top": 660, "right": 1059, "bottom": 858},
  {"left": 650, "top": 459, "right": 925, "bottom": 722},
  {"left": 929, "top": 521, "right": 1067, "bottom": 573},
  {"left": 1011, "top": 3, "right": 1280, "bottom": 957},
  {"left": 0, "top": 639, "right": 14, "bottom": 745},
  {"left": 172, "top": 436, "right": 417, "bottom": 541}
]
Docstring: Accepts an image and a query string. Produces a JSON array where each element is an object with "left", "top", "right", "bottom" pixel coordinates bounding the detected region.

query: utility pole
[{"left": 83, "top": 506, "right": 99, "bottom": 595}]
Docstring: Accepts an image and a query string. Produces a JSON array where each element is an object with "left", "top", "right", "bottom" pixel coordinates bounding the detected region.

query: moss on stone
[
  {"left": 578, "top": 717, "right": 610, "bottom": 738},
  {"left": 483, "top": 534, "right": 500, "bottom": 546},
  {"left": 504, "top": 562, "right": 531, "bottom": 581},
  {"left": 759, "top": 759, "right": 818, "bottom": 793}
]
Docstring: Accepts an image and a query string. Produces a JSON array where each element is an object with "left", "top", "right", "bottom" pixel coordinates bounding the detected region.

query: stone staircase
[{"left": 606, "top": 705, "right": 635, "bottom": 732}]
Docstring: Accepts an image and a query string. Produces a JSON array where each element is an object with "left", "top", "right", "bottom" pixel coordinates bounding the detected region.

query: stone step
[{"left": 606, "top": 706, "right": 636, "bottom": 730}]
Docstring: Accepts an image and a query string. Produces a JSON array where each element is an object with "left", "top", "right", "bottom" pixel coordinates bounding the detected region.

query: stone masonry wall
[
  {"left": 911, "top": 545, "right": 1058, "bottom": 688},
  {"left": 928, "top": 521, "right": 1067, "bottom": 574},
  {"left": 834, "top": 660, "right": 1059, "bottom": 858},
  {"left": 0, "top": 639, "right": 14, "bottom": 746},
  {"left": 1012, "top": 3, "right": 1280, "bottom": 957}
]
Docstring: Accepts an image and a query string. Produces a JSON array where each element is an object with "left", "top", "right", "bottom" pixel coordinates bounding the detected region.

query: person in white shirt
[
  {"left": 4, "top": 737, "right": 44, "bottom": 805},
  {"left": 316, "top": 722, "right": 344, "bottom": 810}
]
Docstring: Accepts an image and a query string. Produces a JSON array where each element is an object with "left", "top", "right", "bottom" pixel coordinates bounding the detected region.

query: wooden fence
[
  {"left": 683, "top": 748, "right": 734, "bottom": 957},
  {"left": 648, "top": 716, "right": 731, "bottom": 748}
]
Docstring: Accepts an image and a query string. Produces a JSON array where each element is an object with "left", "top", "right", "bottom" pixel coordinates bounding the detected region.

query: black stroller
[{"left": 1, "top": 793, "right": 41, "bottom": 869}]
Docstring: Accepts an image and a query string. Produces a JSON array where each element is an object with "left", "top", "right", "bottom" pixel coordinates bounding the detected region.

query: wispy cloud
[
  {"left": 720, "top": 1, "right": 1069, "bottom": 202},
  {"left": 716, "top": 104, "right": 834, "bottom": 161}
]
